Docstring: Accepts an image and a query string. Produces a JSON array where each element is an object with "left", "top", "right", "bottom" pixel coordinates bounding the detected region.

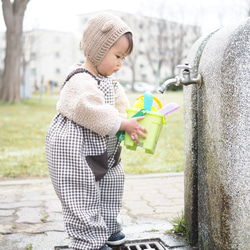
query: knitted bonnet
[{"left": 80, "top": 12, "right": 132, "bottom": 67}]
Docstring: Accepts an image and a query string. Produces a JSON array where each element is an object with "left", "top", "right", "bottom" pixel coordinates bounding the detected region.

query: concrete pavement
[{"left": 0, "top": 172, "right": 192, "bottom": 250}]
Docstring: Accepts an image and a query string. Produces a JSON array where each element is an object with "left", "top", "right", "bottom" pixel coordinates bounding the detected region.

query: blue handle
[{"left": 143, "top": 91, "right": 153, "bottom": 111}]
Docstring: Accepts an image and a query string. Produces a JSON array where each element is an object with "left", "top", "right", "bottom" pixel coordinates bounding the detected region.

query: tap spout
[{"left": 159, "top": 77, "right": 178, "bottom": 94}]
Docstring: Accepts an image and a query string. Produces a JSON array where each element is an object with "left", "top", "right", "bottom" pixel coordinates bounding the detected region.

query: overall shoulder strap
[{"left": 61, "top": 68, "right": 86, "bottom": 89}]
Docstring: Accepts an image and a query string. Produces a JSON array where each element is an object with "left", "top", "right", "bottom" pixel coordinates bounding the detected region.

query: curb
[{"left": 0, "top": 172, "right": 184, "bottom": 186}]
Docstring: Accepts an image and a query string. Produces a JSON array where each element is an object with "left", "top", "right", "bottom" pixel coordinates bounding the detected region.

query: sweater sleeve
[{"left": 57, "top": 73, "right": 121, "bottom": 136}]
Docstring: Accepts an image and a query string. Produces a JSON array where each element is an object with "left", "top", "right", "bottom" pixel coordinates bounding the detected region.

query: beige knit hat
[{"left": 80, "top": 12, "right": 132, "bottom": 67}]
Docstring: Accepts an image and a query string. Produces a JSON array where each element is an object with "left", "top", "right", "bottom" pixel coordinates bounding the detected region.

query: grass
[
  {"left": 0, "top": 95, "right": 57, "bottom": 179},
  {"left": 0, "top": 91, "right": 184, "bottom": 179},
  {"left": 167, "top": 210, "right": 190, "bottom": 243}
]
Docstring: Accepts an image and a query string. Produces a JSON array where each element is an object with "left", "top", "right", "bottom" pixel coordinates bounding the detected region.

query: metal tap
[{"left": 159, "top": 63, "right": 201, "bottom": 93}]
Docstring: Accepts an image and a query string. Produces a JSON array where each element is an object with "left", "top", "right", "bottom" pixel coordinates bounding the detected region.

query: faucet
[{"left": 159, "top": 63, "right": 202, "bottom": 93}]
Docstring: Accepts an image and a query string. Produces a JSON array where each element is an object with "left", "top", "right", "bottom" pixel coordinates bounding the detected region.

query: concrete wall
[{"left": 184, "top": 18, "right": 250, "bottom": 249}]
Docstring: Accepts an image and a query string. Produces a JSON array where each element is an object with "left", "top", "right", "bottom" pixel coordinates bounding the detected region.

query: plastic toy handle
[
  {"left": 136, "top": 95, "right": 162, "bottom": 110},
  {"left": 158, "top": 103, "right": 180, "bottom": 116},
  {"left": 143, "top": 91, "right": 153, "bottom": 111}
]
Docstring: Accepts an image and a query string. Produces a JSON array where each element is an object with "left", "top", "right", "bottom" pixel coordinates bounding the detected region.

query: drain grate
[
  {"left": 119, "top": 238, "right": 167, "bottom": 250},
  {"left": 55, "top": 238, "right": 168, "bottom": 250}
]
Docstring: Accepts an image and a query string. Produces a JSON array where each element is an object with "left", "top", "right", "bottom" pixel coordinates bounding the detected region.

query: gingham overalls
[{"left": 45, "top": 69, "right": 124, "bottom": 250}]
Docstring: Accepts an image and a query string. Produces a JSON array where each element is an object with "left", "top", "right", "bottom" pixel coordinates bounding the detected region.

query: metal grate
[
  {"left": 119, "top": 238, "right": 167, "bottom": 250},
  {"left": 55, "top": 238, "right": 168, "bottom": 250}
]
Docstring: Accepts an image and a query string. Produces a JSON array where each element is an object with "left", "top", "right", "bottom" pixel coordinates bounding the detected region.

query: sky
[{"left": 0, "top": 0, "right": 249, "bottom": 35}]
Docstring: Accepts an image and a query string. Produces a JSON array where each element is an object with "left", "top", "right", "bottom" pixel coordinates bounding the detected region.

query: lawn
[{"left": 0, "top": 91, "right": 184, "bottom": 179}]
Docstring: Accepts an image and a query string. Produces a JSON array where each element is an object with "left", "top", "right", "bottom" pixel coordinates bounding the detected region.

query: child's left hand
[{"left": 120, "top": 117, "right": 147, "bottom": 144}]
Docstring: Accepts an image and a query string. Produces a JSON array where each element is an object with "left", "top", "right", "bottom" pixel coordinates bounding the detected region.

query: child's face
[{"left": 97, "top": 35, "right": 130, "bottom": 77}]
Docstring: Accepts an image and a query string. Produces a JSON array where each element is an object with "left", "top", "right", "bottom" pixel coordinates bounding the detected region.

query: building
[{"left": 23, "top": 29, "right": 81, "bottom": 94}]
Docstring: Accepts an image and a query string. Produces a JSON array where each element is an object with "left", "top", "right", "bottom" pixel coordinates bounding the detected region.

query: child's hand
[{"left": 120, "top": 117, "right": 147, "bottom": 144}]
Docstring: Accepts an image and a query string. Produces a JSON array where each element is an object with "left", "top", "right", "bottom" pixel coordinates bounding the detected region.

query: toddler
[{"left": 45, "top": 12, "right": 147, "bottom": 250}]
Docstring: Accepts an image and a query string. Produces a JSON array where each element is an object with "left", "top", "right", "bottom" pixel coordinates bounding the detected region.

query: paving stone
[
  {"left": 46, "top": 211, "right": 63, "bottom": 222},
  {"left": 13, "top": 223, "right": 45, "bottom": 234},
  {"left": 0, "top": 209, "right": 15, "bottom": 216},
  {"left": 0, "top": 201, "right": 41, "bottom": 209},
  {"left": 0, "top": 215, "right": 15, "bottom": 226},
  {"left": 123, "top": 200, "right": 155, "bottom": 216},
  {"left": 16, "top": 207, "right": 44, "bottom": 223},
  {"left": 41, "top": 220, "right": 65, "bottom": 232},
  {"left": 45, "top": 199, "right": 62, "bottom": 213},
  {"left": 0, "top": 194, "right": 17, "bottom": 203},
  {"left": 0, "top": 223, "right": 14, "bottom": 234}
]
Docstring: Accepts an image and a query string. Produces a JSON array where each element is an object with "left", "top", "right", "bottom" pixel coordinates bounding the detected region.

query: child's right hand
[{"left": 120, "top": 117, "right": 147, "bottom": 144}]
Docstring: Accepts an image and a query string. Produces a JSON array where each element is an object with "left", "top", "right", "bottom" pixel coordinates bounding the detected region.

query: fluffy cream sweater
[{"left": 57, "top": 64, "right": 130, "bottom": 137}]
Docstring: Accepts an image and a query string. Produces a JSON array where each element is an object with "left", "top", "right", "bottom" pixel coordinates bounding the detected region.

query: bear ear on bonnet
[{"left": 101, "top": 20, "right": 115, "bottom": 33}]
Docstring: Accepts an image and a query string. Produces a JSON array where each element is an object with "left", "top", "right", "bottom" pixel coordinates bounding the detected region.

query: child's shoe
[
  {"left": 99, "top": 244, "right": 112, "bottom": 250},
  {"left": 107, "top": 231, "right": 126, "bottom": 246}
]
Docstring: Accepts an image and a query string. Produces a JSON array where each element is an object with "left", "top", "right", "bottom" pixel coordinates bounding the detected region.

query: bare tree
[
  {"left": 125, "top": 51, "right": 138, "bottom": 91},
  {"left": 121, "top": 14, "right": 141, "bottom": 91},
  {"left": 141, "top": 1, "right": 201, "bottom": 88},
  {"left": 0, "top": 0, "right": 30, "bottom": 103},
  {"left": 145, "top": 18, "right": 168, "bottom": 90}
]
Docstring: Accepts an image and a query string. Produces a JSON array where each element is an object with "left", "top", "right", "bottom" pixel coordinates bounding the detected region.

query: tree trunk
[{"left": 0, "top": 0, "right": 30, "bottom": 103}]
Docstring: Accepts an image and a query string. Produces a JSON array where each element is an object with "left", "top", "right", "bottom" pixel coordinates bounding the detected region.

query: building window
[
  {"left": 31, "top": 53, "right": 36, "bottom": 60},
  {"left": 31, "top": 68, "right": 36, "bottom": 76},
  {"left": 55, "top": 52, "right": 60, "bottom": 58},
  {"left": 55, "top": 36, "right": 60, "bottom": 43},
  {"left": 82, "top": 18, "right": 88, "bottom": 25},
  {"left": 29, "top": 35, "right": 35, "bottom": 43}
]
